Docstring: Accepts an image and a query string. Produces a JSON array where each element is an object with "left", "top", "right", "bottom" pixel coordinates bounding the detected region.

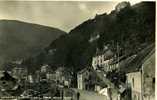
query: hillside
[
  {"left": 0, "top": 20, "right": 66, "bottom": 69},
  {"left": 22, "top": 2, "right": 155, "bottom": 73}
]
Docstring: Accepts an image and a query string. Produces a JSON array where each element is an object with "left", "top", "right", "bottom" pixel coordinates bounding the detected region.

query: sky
[{"left": 0, "top": 1, "right": 141, "bottom": 32}]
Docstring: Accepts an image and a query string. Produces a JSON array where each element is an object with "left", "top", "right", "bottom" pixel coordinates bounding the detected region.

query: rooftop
[
  {"left": 77, "top": 67, "right": 89, "bottom": 75},
  {"left": 120, "top": 43, "right": 155, "bottom": 73}
]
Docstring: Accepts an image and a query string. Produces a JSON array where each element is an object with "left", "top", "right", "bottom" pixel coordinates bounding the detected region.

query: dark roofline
[
  {"left": 93, "top": 49, "right": 114, "bottom": 57},
  {"left": 122, "top": 44, "right": 155, "bottom": 73},
  {"left": 109, "top": 55, "right": 128, "bottom": 65},
  {"left": 77, "top": 67, "right": 88, "bottom": 74},
  {"left": 142, "top": 48, "right": 155, "bottom": 64},
  {"left": 77, "top": 66, "right": 93, "bottom": 74}
]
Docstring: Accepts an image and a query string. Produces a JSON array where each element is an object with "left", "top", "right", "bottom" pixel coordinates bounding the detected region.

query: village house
[
  {"left": 35, "top": 66, "right": 72, "bottom": 87},
  {"left": 46, "top": 72, "right": 56, "bottom": 81},
  {"left": 92, "top": 46, "right": 114, "bottom": 70},
  {"left": 40, "top": 64, "right": 51, "bottom": 73},
  {"left": 77, "top": 66, "right": 106, "bottom": 91},
  {"left": 55, "top": 67, "right": 72, "bottom": 87},
  {"left": 35, "top": 65, "right": 55, "bottom": 82},
  {"left": 27, "top": 74, "right": 34, "bottom": 83},
  {"left": 91, "top": 45, "right": 124, "bottom": 73},
  {"left": 123, "top": 44, "right": 155, "bottom": 100},
  {"left": 78, "top": 52, "right": 140, "bottom": 100},
  {"left": 12, "top": 66, "right": 28, "bottom": 80},
  {"left": 77, "top": 67, "right": 90, "bottom": 90},
  {"left": 39, "top": 64, "right": 52, "bottom": 82}
]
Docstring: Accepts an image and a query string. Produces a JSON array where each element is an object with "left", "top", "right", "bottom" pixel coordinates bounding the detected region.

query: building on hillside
[
  {"left": 12, "top": 66, "right": 27, "bottom": 80},
  {"left": 39, "top": 64, "right": 58, "bottom": 82},
  {"left": 92, "top": 45, "right": 124, "bottom": 72},
  {"left": 55, "top": 67, "right": 72, "bottom": 87},
  {"left": 108, "top": 54, "right": 137, "bottom": 73},
  {"left": 92, "top": 46, "right": 114, "bottom": 70},
  {"left": 27, "top": 74, "right": 34, "bottom": 83},
  {"left": 115, "top": 2, "right": 130, "bottom": 12},
  {"left": 46, "top": 72, "right": 56, "bottom": 81},
  {"left": 35, "top": 69, "right": 55, "bottom": 83},
  {"left": 77, "top": 67, "right": 106, "bottom": 91},
  {"left": 36, "top": 66, "right": 72, "bottom": 87},
  {"left": 55, "top": 67, "right": 64, "bottom": 82},
  {"left": 123, "top": 44, "right": 155, "bottom": 100},
  {"left": 77, "top": 67, "right": 90, "bottom": 90},
  {"left": 34, "top": 70, "right": 40, "bottom": 83},
  {"left": 89, "top": 34, "right": 100, "bottom": 43},
  {"left": 11, "top": 60, "right": 23, "bottom": 65},
  {"left": 142, "top": 50, "right": 155, "bottom": 100},
  {"left": 41, "top": 64, "right": 51, "bottom": 73}
]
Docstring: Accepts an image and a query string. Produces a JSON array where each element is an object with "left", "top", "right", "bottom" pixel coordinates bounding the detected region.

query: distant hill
[
  {"left": 0, "top": 20, "right": 66, "bottom": 68},
  {"left": 22, "top": 2, "right": 155, "bottom": 73}
]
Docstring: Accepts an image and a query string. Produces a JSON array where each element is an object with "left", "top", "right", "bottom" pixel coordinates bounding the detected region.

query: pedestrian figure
[{"left": 77, "top": 92, "right": 80, "bottom": 100}]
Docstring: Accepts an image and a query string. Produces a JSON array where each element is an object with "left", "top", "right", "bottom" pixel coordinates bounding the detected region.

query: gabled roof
[
  {"left": 77, "top": 67, "right": 89, "bottom": 75},
  {"left": 120, "top": 44, "right": 155, "bottom": 73},
  {"left": 109, "top": 55, "right": 128, "bottom": 65}
]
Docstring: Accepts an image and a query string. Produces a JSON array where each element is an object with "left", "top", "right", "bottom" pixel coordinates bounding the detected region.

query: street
[{"left": 72, "top": 89, "right": 107, "bottom": 100}]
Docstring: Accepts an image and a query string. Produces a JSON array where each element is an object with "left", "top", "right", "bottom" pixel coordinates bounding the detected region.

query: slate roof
[
  {"left": 109, "top": 55, "right": 128, "bottom": 65},
  {"left": 120, "top": 43, "right": 155, "bottom": 73}
]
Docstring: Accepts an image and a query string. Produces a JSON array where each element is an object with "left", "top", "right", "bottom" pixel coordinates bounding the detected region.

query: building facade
[
  {"left": 126, "top": 72, "right": 142, "bottom": 100},
  {"left": 142, "top": 50, "right": 155, "bottom": 100},
  {"left": 126, "top": 47, "right": 155, "bottom": 100},
  {"left": 92, "top": 47, "right": 115, "bottom": 71},
  {"left": 77, "top": 68, "right": 90, "bottom": 90},
  {"left": 91, "top": 46, "right": 123, "bottom": 73},
  {"left": 12, "top": 66, "right": 27, "bottom": 80}
]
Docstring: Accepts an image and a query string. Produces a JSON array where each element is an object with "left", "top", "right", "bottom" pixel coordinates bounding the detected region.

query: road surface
[{"left": 72, "top": 89, "right": 107, "bottom": 100}]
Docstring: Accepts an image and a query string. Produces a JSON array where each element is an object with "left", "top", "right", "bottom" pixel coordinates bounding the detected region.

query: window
[
  {"left": 132, "top": 78, "right": 134, "bottom": 88},
  {"left": 95, "top": 61, "right": 97, "bottom": 64},
  {"left": 153, "top": 77, "right": 155, "bottom": 83},
  {"left": 153, "top": 77, "right": 155, "bottom": 89},
  {"left": 2, "top": 81, "right": 6, "bottom": 85},
  {"left": 134, "top": 94, "right": 137, "bottom": 100},
  {"left": 100, "top": 59, "right": 103, "bottom": 64}
]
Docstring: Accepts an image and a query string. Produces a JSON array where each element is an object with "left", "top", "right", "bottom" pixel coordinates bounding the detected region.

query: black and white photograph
[{"left": 0, "top": 0, "right": 155, "bottom": 100}]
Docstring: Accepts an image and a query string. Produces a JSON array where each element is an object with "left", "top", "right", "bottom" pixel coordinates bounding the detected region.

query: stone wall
[{"left": 142, "top": 52, "right": 155, "bottom": 100}]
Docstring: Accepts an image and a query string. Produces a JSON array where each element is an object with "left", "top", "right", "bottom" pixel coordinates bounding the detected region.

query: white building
[
  {"left": 41, "top": 64, "right": 51, "bottom": 73},
  {"left": 77, "top": 67, "right": 90, "bottom": 90},
  {"left": 89, "top": 34, "right": 100, "bottom": 43},
  {"left": 92, "top": 46, "right": 118, "bottom": 72}
]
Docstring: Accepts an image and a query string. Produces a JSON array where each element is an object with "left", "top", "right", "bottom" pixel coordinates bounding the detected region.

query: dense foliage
[
  {"left": 23, "top": 2, "right": 155, "bottom": 74},
  {"left": 0, "top": 20, "right": 65, "bottom": 69}
]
